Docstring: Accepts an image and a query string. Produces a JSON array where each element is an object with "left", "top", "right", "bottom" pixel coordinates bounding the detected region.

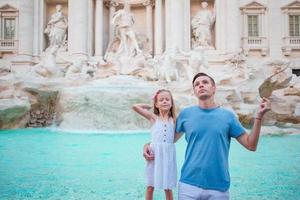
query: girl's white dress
[{"left": 146, "top": 117, "right": 177, "bottom": 189}]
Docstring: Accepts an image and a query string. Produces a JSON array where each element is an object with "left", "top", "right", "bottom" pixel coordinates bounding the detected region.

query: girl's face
[{"left": 155, "top": 91, "right": 173, "bottom": 112}]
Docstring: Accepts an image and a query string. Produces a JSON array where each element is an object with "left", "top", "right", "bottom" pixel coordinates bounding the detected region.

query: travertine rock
[
  {"left": 259, "top": 62, "right": 292, "bottom": 98},
  {"left": 0, "top": 99, "right": 30, "bottom": 129}
]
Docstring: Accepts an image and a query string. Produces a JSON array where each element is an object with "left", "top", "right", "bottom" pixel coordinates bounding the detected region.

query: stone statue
[
  {"left": 191, "top": 1, "right": 215, "bottom": 49},
  {"left": 0, "top": 59, "right": 12, "bottom": 76},
  {"left": 105, "top": 1, "right": 141, "bottom": 60},
  {"left": 183, "top": 47, "right": 209, "bottom": 79},
  {"left": 159, "top": 54, "right": 179, "bottom": 83},
  {"left": 259, "top": 64, "right": 292, "bottom": 98},
  {"left": 34, "top": 45, "right": 64, "bottom": 78},
  {"left": 44, "top": 4, "right": 68, "bottom": 49}
]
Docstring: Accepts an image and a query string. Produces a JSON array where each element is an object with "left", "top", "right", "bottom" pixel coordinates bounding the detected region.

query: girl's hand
[{"left": 143, "top": 143, "right": 154, "bottom": 161}]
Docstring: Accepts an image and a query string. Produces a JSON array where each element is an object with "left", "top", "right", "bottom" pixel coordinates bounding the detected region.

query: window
[
  {"left": 3, "top": 18, "right": 16, "bottom": 40},
  {"left": 248, "top": 15, "right": 259, "bottom": 37},
  {"left": 289, "top": 15, "right": 300, "bottom": 36},
  {"left": 0, "top": 4, "right": 19, "bottom": 52},
  {"left": 281, "top": 1, "right": 300, "bottom": 56},
  {"left": 240, "top": 1, "right": 268, "bottom": 56}
]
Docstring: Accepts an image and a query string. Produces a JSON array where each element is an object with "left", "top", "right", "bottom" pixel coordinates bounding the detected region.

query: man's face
[{"left": 193, "top": 76, "right": 216, "bottom": 100}]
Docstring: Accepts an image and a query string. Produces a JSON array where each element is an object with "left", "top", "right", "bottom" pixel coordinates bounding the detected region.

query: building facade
[{"left": 0, "top": 0, "right": 299, "bottom": 73}]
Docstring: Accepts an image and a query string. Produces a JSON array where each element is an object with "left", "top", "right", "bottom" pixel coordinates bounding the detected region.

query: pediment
[
  {"left": 104, "top": 0, "right": 153, "bottom": 8},
  {"left": 240, "top": 1, "right": 267, "bottom": 10},
  {"left": 282, "top": 1, "right": 300, "bottom": 10},
  {"left": 0, "top": 4, "right": 18, "bottom": 11}
]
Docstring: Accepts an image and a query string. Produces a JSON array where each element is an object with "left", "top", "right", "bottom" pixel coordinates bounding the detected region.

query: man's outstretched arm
[{"left": 237, "top": 97, "right": 271, "bottom": 151}]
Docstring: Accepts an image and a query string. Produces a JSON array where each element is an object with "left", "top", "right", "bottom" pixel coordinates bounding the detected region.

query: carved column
[
  {"left": 261, "top": 9, "right": 266, "bottom": 37},
  {"left": 165, "top": 0, "right": 184, "bottom": 50},
  {"left": 283, "top": 10, "right": 289, "bottom": 37},
  {"left": 144, "top": 0, "right": 153, "bottom": 53},
  {"left": 87, "top": 0, "right": 94, "bottom": 56},
  {"left": 183, "top": 0, "right": 190, "bottom": 51},
  {"left": 154, "top": 0, "right": 163, "bottom": 55},
  {"left": 39, "top": 0, "right": 45, "bottom": 53},
  {"left": 17, "top": 0, "right": 34, "bottom": 62},
  {"left": 95, "top": 0, "right": 104, "bottom": 57},
  {"left": 33, "top": 0, "right": 40, "bottom": 59},
  {"left": 109, "top": 1, "right": 118, "bottom": 42},
  {"left": 215, "top": 0, "right": 226, "bottom": 52},
  {"left": 68, "top": 0, "right": 89, "bottom": 56},
  {"left": 226, "top": 0, "right": 240, "bottom": 52}
]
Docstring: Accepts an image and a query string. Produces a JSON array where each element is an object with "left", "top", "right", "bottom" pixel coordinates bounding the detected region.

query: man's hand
[
  {"left": 257, "top": 97, "right": 271, "bottom": 118},
  {"left": 143, "top": 143, "right": 154, "bottom": 161}
]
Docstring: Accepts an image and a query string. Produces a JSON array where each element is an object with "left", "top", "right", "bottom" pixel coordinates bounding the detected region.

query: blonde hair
[{"left": 152, "top": 89, "right": 176, "bottom": 120}]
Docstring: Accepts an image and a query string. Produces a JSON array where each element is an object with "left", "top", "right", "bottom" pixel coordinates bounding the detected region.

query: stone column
[
  {"left": 154, "top": 0, "right": 163, "bottom": 55},
  {"left": 259, "top": 15, "right": 263, "bottom": 36},
  {"left": 16, "top": 0, "right": 34, "bottom": 62},
  {"left": 68, "top": 0, "right": 89, "bottom": 56},
  {"left": 33, "top": 0, "right": 40, "bottom": 60},
  {"left": 165, "top": 0, "right": 184, "bottom": 50},
  {"left": 243, "top": 13, "right": 247, "bottom": 37},
  {"left": 95, "top": 0, "right": 104, "bottom": 57},
  {"left": 39, "top": 0, "right": 45, "bottom": 53},
  {"left": 261, "top": 10, "right": 267, "bottom": 37},
  {"left": 144, "top": 0, "right": 153, "bottom": 53},
  {"left": 283, "top": 11, "right": 288, "bottom": 37},
  {"left": 226, "top": 0, "right": 240, "bottom": 52},
  {"left": 109, "top": 1, "right": 118, "bottom": 42},
  {"left": 183, "top": 0, "right": 190, "bottom": 51},
  {"left": 215, "top": 0, "right": 226, "bottom": 52},
  {"left": 87, "top": 0, "right": 94, "bottom": 56}
]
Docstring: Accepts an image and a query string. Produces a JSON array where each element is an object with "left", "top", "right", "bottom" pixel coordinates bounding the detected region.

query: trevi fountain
[
  {"left": 0, "top": 0, "right": 299, "bottom": 134},
  {"left": 0, "top": 1, "right": 300, "bottom": 200}
]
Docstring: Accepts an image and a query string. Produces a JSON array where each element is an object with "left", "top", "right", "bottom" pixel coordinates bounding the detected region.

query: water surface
[{"left": 0, "top": 128, "right": 299, "bottom": 200}]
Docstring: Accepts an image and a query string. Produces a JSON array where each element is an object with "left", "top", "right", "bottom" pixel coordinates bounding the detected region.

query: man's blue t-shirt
[{"left": 175, "top": 106, "right": 245, "bottom": 192}]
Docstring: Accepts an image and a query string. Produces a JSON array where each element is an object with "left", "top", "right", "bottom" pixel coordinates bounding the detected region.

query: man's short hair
[{"left": 192, "top": 72, "right": 215, "bottom": 86}]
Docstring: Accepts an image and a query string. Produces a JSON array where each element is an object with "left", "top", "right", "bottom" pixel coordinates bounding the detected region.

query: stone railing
[
  {"left": 242, "top": 37, "right": 268, "bottom": 56},
  {"left": 0, "top": 40, "right": 18, "bottom": 51},
  {"left": 282, "top": 37, "right": 300, "bottom": 56},
  {"left": 282, "top": 37, "right": 300, "bottom": 46}
]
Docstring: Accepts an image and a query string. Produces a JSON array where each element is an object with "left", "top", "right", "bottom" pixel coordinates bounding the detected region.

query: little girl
[{"left": 132, "top": 89, "right": 177, "bottom": 200}]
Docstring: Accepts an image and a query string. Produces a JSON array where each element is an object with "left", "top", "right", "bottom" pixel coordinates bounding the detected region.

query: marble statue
[
  {"left": 34, "top": 4, "right": 67, "bottom": 78},
  {"left": 65, "top": 57, "right": 101, "bottom": 79},
  {"left": 0, "top": 59, "right": 12, "bottom": 76},
  {"left": 154, "top": 46, "right": 193, "bottom": 83},
  {"left": 183, "top": 47, "right": 209, "bottom": 80},
  {"left": 159, "top": 54, "right": 179, "bottom": 83},
  {"left": 259, "top": 64, "right": 292, "bottom": 98},
  {"left": 44, "top": 4, "right": 68, "bottom": 49},
  {"left": 34, "top": 45, "right": 64, "bottom": 78},
  {"left": 105, "top": 1, "right": 141, "bottom": 60},
  {"left": 191, "top": 1, "right": 215, "bottom": 49}
]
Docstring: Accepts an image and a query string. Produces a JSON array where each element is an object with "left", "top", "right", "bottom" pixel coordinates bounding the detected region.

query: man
[{"left": 144, "top": 72, "right": 271, "bottom": 200}]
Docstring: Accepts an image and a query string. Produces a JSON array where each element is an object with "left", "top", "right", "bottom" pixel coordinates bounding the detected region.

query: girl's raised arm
[{"left": 132, "top": 104, "right": 156, "bottom": 123}]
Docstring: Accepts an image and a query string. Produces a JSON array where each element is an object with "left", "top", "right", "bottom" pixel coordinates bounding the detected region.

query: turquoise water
[{"left": 0, "top": 129, "right": 299, "bottom": 200}]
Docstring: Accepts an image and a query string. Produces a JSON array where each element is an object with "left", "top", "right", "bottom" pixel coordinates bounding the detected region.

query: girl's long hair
[{"left": 153, "top": 89, "right": 176, "bottom": 120}]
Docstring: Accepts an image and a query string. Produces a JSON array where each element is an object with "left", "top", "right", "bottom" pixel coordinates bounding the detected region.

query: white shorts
[{"left": 178, "top": 182, "right": 229, "bottom": 200}]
